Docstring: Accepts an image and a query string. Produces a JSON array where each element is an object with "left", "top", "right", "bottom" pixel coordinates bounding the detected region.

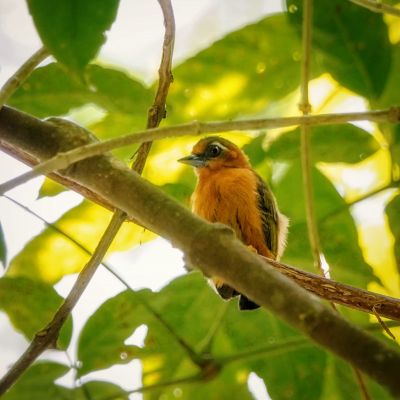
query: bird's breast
[{"left": 192, "top": 168, "right": 263, "bottom": 243}]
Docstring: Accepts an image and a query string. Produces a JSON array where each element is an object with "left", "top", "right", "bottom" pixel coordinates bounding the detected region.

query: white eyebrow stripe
[{"left": 210, "top": 141, "right": 228, "bottom": 151}]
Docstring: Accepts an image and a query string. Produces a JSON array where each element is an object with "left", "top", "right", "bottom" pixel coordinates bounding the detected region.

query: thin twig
[
  {"left": 298, "top": 2, "right": 369, "bottom": 396},
  {"left": 132, "top": 0, "right": 175, "bottom": 174},
  {"left": 299, "top": 0, "right": 324, "bottom": 276},
  {"left": 1, "top": 107, "right": 399, "bottom": 195},
  {"left": 349, "top": 0, "right": 400, "bottom": 16},
  {"left": 372, "top": 306, "right": 396, "bottom": 340},
  {"left": 0, "top": 47, "right": 49, "bottom": 108}
]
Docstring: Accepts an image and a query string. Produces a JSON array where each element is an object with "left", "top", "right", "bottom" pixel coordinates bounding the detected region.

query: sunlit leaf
[
  {"left": 265, "top": 125, "right": 380, "bottom": 163},
  {"left": 76, "top": 273, "right": 390, "bottom": 399},
  {"left": 386, "top": 194, "right": 400, "bottom": 273},
  {"left": 37, "top": 178, "right": 67, "bottom": 198},
  {"left": 2, "top": 362, "right": 70, "bottom": 400},
  {"left": 9, "top": 63, "right": 152, "bottom": 122},
  {"left": 0, "top": 221, "right": 6, "bottom": 267},
  {"left": 0, "top": 277, "right": 72, "bottom": 348},
  {"left": 321, "top": 356, "right": 391, "bottom": 399},
  {"left": 27, "top": 0, "right": 120, "bottom": 72},
  {"left": 167, "top": 13, "right": 319, "bottom": 123},
  {"left": 273, "top": 161, "right": 378, "bottom": 288},
  {"left": 287, "top": 0, "right": 391, "bottom": 99},
  {"left": 7, "top": 200, "right": 155, "bottom": 283}
]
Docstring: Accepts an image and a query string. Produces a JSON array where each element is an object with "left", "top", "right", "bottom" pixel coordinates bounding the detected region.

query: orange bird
[{"left": 179, "top": 136, "right": 288, "bottom": 310}]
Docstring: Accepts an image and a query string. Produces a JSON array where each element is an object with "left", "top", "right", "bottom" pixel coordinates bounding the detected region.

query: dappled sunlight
[
  {"left": 318, "top": 149, "right": 392, "bottom": 202},
  {"left": 184, "top": 73, "right": 248, "bottom": 118}
]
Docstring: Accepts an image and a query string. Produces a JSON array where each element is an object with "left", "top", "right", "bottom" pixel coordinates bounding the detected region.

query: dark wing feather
[{"left": 255, "top": 174, "right": 279, "bottom": 257}]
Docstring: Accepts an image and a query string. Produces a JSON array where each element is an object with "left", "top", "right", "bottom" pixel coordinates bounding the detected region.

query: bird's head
[{"left": 178, "top": 136, "right": 250, "bottom": 171}]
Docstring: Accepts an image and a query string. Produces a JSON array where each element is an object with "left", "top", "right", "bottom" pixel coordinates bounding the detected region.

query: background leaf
[
  {"left": 27, "top": 0, "right": 120, "bottom": 72},
  {"left": 2, "top": 362, "right": 70, "bottom": 400},
  {"left": 167, "top": 13, "right": 320, "bottom": 123},
  {"left": 286, "top": 0, "right": 392, "bottom": 99},
  {"left": 0, "top": 277, "right": 72, "bottom": 348},
  {"left": 264, "top": 124, "right": 380, "bottom": 163},
  {"left": 7, "top": 200, "right": 155, "bottom": 283}
]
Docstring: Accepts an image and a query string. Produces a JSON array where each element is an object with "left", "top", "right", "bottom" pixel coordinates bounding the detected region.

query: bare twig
[
  {"left": 0, "top": 47, "right": 49, "bottom": 108},
  {"left": 132, "top": 0, "right": 175, "bottom": 174},
  {"left": 1, "top": 107, "right": 399, "bottom": 195},
  {"left": 299, "top": 0, "right": 324, "bottom": 276},
  {"left": 349, "top": 0, "right": 400, "bottom": 16},
  {"left": 298, "top": 2, "right": 369, "bottom": 397}
]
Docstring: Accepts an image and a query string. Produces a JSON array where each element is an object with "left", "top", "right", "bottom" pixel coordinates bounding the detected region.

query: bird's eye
[{"left": 206, "top": 144, "right": 222, "bottom": 158}]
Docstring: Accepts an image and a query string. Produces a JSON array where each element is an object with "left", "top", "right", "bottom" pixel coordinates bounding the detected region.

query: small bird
[{"left": 178, "top": 136, "right": 288, "bottom": 310}]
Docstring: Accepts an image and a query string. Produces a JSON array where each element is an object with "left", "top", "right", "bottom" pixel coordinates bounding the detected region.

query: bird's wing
[{"left": 255, "top": 174, "right": 280, "bottom": 257}]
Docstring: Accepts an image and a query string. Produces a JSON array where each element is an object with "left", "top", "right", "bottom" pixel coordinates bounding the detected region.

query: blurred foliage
[
  {"left": 0, "top": 277, "right": 72, "bottom": 349},
  {"left": 2, "top": 1, "right": 400, "bottom": 399},
  {"left": 2, "top": 362, "right": 129, "bottom": 400}
]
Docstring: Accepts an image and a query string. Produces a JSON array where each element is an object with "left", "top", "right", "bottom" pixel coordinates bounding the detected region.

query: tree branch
[
  {"left": 1, "top": 107, "right": 399, "bottom": 195},
  {"left": 349, "top": 0, "right": 400, "bottom": 16},
  {"left": 1, "top": 107, "right": 400, "bottom": 395}
]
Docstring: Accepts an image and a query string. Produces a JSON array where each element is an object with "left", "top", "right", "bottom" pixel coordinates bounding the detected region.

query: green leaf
[
  {"left": 167, "top": 13, "right": 318, "bottom": 123},
  {"left": 37, "top": 178, "right": 67, "bottom": 198},
  {"left": 265, "top": 124, "right": 380, "bottom": 163},
  {"left": 77, "top": 273, "right": 390, "bottom": 399},
  {"left": 274, "top": 161, "right": 378, "bottom": 288},
  {"left": 27, "top": 0, "right": 120, "bottom": 72},
  {"left": 3, "top": 362, "right": 70, "bottom": 400},
  {"left": 386, "top": 194, "right": 400, "bottom": 273},
  {"left": 0, "top": 277, "right": 72, "bottom": 349},
  {"left": 9, "top": 63, "right": 152, "bottom": 120},
  {"left": 287, "top": 0, "right": 392, "bottom": 99},
  {"left": 72, "top": 381, "right": 129, "bottom": 400},
  {"left": 7, "top": 200, "right": 155, "bottom": 283},
  {"left": 0, "top": 221, "right": 6, "bottom": 267}
]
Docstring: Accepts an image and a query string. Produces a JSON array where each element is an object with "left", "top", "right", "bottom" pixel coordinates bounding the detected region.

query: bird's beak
[{"left": 178, "top": 154, "right": 206, "bottom": 167}]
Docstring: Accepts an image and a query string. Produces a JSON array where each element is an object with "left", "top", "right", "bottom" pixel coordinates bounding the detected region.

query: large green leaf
[
  {"left": 273, "top": 161, "right": 378, "bottom": 288},
  {"left": 76, "top": 273, "right": 390, "bottom": 399},
  {"left": 27, "top": 0, "right": 120, "bottom": 72},
  {"left": 7, "top": 200, "right": 155, "bottom": 283},
  {"left": 2, "top": 362, "right": 70, "bottom": 400},
  {"left": 9, "top": 63, "right": 152, "bottom": 120},
  {"left": 0, "top": 221, "right": 6, "bottom": 267},
  {"left": 0, "top": 277, "right": 72, "bottom": 349},
  {"left": 386, "top": 194, "right": 400, "bottom": 273},
  {"left": 286, "top": 0, "right": 391, "bottom": 99},
  {"left": 167, "top": 13, "right": 319, "bottom": 123},
  {"left": 265, "top": 124, "right": 380, "bottom": 164},
  {"left": 2, "top": 361, "right": 128, "bottom": 400}
]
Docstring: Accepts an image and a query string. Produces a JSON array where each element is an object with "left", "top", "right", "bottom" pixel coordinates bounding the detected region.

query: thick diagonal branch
[{"left": 1, "top": 107, "right": 400, "bottom": 396}]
